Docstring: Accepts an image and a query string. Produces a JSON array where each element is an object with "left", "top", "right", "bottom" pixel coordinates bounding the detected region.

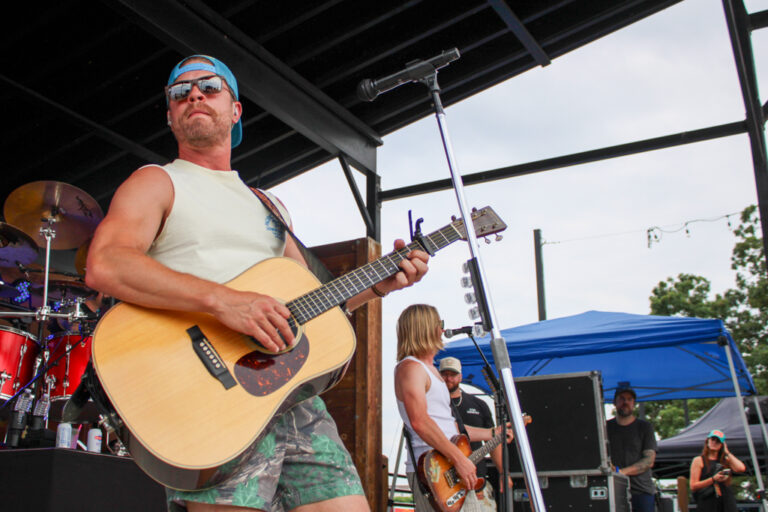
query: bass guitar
[
  {"left": 417, "top": 414, "right": 532, "bottom": 512},
  {"left": 90, "top": 207, "right": 506, "bottom": 490}
]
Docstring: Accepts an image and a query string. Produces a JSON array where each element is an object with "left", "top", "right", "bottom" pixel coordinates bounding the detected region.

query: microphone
[
  {"left": 443, "top": 326, "right": 474, "bottom": 339},
  {"left": 357, "top": 48, "right": 460, "bottom": 102}
]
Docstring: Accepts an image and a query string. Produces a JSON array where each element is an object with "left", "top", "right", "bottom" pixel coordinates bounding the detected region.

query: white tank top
[
  {"left": 396, "top": 356, "right": 458, "bottom": 472},
  {"left": 147, "top": 159, "right": 290, "bottom": 284}
]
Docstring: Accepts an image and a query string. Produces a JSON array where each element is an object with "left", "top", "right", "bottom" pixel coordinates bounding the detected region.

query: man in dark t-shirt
[
  {"left": 439, "top": 357, "right": 498, "bottom": 511},
  {"left": 606, "top": 386, "right": 657, "bottom": 512}
]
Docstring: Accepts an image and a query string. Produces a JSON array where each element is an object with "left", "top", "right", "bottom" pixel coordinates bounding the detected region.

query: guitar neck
[
  {"left": 468, "top": 431, "right": 505, "bottom": 466},
  {"left": 285, "top": 224, "right": 462, "bottom": 325}
]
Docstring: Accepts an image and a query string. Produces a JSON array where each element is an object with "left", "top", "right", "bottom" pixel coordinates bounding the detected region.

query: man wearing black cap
[
  {"left": 87, "top": 55, "right": 430, "bottom": 512},
  {"left": 606, "top": 386, "right": 657, "bottom": 512}
]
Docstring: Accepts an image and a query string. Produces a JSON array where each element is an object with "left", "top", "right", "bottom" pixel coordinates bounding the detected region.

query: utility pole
[{"left": 534, "top": 229, "right": 546, "bottom": 321}]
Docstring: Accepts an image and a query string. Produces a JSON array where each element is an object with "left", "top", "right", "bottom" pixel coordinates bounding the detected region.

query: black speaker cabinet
[
  {"left": 0, "top": 448, "right": 166, "bottom": 511},
  {"left": 508, "top": 371, "right": 610, "bottom": 474},
  {"left": 512, "top": 473, "right": 630, "bottom": 512}
]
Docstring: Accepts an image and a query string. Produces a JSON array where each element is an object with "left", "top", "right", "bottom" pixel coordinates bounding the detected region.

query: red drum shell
[
  {"left": 0, "top": 326, "right": 39, "bottom": 400},
  {"left": 46, "top": 332, "right": 92, "bottom": 400}
]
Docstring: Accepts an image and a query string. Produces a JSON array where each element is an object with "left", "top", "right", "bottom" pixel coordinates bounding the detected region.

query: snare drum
[
  {"left": 46, "top": 332, "right": 92, "bottom": 401},
  {"left": 0, "top": 325, "right": 39, "bottom": 400}
]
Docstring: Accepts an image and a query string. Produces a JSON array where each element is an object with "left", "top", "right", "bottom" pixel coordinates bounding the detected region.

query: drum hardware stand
[
  {"left": 99, "top": 414, "right": 128, "bottom": 456},
  {"left": 4, "top": 388, "right": 34, "bottom": 446},
  {"left": 28, "top": 391, "right": 51, "bottom": 439},
  {"left": 358, "top": 48, "right": 546, "bottom": 511}
]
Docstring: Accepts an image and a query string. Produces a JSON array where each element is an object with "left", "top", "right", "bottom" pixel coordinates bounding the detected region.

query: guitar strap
[
  {"left": 251, "top": 189, "right": 335, "bottom": 285},
  {"left": 402, "top": 426, "right": 432, "bottom": 498},
  {"left": 451, "top": 398, "right": 469, "bottom": 438}
]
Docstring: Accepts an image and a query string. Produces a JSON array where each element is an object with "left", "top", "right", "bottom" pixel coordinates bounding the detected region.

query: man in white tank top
[
  {"left": 86, "top": 55, "right": 430, "bottom": 512},
  {"left": 394, "top": 305, "right": 512, "bottom": 511}
]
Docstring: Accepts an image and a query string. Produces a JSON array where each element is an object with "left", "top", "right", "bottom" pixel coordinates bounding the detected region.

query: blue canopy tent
[
  {"left": 439, "top": 310, "right": 756, "bottom": 401},
  {"left": 440, "top": 310, "right": 768, "bottom": 499}
]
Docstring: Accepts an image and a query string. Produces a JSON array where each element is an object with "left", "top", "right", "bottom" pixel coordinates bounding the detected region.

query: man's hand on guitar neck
[
  {"left": 496, "top": 423, "right": 514, "bottom": 444},
  {"left": 345, "top": 239, "right": 430, "bottom": 312},
  {"left": 372, "top": 239, "right": 430, "bottom": 295}
]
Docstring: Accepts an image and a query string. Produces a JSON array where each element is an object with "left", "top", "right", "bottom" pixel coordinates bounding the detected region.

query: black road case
[
  {"left": 512, "top": 473, "right": 630, "bottom": 512},
  {"left": 508, "top": 371, "right": 610, "bottom": 474},
  {"left": 504, "top": 371, "right": 630, "bottom": 511}
]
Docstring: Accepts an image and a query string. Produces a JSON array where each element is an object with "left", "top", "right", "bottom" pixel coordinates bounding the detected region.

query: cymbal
[
  {"left": 75, "top": 238, "right": 91, "bottom": 276},
  {"left": 30, "top": 280, "right": 97, "bottom": 302},
  {"left": 0, "top": 222, "right": 39, "bottom": 267},
  {"left": 4, "top": 181, "right": 104, "bottom": 250},
  {"left": 1, "top": 264, "right": 80, "bottom": 286}
]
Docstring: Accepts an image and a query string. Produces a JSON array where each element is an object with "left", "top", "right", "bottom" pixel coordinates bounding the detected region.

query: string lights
[
  {"left": 543, "top": 210, "right": 742, "bottom": 248},
  {"left": 645, "top": 212, "right": 739, "bottom": 248}
]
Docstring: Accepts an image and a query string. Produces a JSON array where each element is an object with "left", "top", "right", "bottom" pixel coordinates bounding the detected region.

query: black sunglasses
[{"left": 165, "top": 75, "right": 231, "bottom": 101}]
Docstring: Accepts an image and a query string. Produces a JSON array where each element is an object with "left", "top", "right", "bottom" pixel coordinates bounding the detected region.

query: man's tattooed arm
[{"left": 619, "top": 449, "right": 656, "bottom": 476}]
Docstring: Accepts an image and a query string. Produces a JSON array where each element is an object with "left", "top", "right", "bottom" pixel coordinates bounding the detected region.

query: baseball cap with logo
[
  {"left": 439, "top": 357, "right": 462, "bottom": 374},
  {"left": 167, "top": 55, "right": 242, "bottom": 148}
]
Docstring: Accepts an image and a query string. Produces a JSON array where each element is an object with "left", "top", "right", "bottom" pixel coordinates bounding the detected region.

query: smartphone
[{"left": 720, "top": 469, "right": 732, "bottom": 476}]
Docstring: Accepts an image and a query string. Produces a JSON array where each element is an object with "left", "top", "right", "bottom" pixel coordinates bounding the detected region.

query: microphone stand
[
  {"left": 358, "top": 48, "right": 545, "bottom": 510},
  {"left": 416, "top": 58, "right": 545, "bottom": 511},
  {"left": 465, "top": 331, "right": 513, "bottom": 512}
]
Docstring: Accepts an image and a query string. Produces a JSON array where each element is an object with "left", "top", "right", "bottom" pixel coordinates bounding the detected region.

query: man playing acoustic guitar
[
  {"left": 86, "top": 55, "right": 429, "bottom": 512},
  {"left": 394, "top": 305, "right": 512, "bottom": 512}
]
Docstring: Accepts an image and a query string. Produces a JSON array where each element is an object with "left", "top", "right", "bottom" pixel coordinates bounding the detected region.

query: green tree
[
  {"left": 646, "top": 205, "right": 766, "bottom": 499},
  {"left": 646, "top": 205, "right": 768, "bottom": 435}
]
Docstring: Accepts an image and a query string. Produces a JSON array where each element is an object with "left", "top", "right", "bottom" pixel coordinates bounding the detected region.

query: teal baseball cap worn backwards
[{"left": 166, "top": 55, "right": 242, "bottom": 148}]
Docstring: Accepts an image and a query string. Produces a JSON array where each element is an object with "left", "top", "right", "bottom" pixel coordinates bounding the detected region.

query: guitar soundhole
[{"left": 233, "top": 332, "right": 309, "bottom": 396}]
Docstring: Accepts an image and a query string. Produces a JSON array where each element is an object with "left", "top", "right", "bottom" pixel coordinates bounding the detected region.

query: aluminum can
[
  {"left": 87, "top": 426, "right": 103, "bottom": 453},
  {"left": 56, "top": 423, "right": 71, "bottom": 448}
]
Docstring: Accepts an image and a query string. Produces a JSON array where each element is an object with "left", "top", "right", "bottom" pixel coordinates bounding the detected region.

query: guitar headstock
[{"left": 452, "top": 207, "right": 507, "bottom": 242}]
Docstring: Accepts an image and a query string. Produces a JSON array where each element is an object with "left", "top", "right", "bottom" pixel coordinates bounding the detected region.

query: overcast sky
[{"left": 273, "top": 0, "right": 768, "bottom": 469}]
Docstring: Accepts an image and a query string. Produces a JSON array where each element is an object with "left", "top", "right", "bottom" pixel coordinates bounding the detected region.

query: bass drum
[{"left": 0, "top": 325, "right": 39, "bottom": 402}]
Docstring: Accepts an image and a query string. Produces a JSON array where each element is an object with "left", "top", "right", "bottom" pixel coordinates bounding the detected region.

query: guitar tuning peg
[
  {"left": 451, "top": 215, "right": 457, "bottom": 221},
  {"left": 471, "top": 207, "right": 477, "bottom": 212},
  {"left": 484, "top": 237, "right": 491, "bottom": 244},
  {"left": 495, "top": 234, "right": 503, "bottom": 242}
]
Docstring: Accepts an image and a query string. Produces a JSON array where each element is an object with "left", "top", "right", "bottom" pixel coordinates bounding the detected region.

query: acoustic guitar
[
  {"left": 417, "top": 414, "right": 532, "bottom": 512},
  {"left": 90, "top": 207, "right": 506, "bottom": 490}
]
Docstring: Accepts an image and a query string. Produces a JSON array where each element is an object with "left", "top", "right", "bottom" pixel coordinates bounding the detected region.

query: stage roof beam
[
  {"left": 380, "top": 119, "right": 751, "bottom": 201},
  {"left": 487, "top": 0, "right": 551, "bottom": 66},
  {"left": 110, "top": 0, "right": 381, "bottom": 174}
]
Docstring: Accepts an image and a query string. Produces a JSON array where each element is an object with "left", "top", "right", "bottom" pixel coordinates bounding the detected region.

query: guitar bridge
[{"left": 187, "top": 325, "right": 237, "bottom": 390}]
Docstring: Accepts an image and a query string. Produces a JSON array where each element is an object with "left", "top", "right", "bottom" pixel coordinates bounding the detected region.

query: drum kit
[{"left": 0, "top": 180, "right": 106, "bottom": 448}]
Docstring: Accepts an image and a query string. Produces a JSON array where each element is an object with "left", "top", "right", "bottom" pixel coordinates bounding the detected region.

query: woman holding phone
[{"left": 689, "top": 430, "right": 746, "bottom": 512}]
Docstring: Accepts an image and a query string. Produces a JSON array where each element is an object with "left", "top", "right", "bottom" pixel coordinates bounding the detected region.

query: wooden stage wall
[{"left": 314, "top": 237, "right": 386, "bottom": 511}]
